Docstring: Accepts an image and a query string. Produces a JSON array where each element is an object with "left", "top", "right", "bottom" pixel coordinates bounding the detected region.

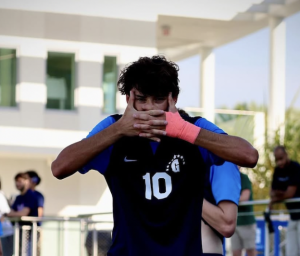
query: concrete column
[
  {"left": 254, "top": 112, "right": 266, "bottom": 163},
  {"left": 268, "top": 17, "right": 286, "bottom": 143},
  {"left": 200, "top": 47, "right": 215, "bottom": 123},
  {"left": 17, "top": 55, "right": 46, "bottom": 128},
  {"left": 75, "top": 60, "right": 103, "bottom": 131}
]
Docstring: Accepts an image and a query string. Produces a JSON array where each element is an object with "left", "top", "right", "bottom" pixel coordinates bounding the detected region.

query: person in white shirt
[{"left": 0, "top": 179, "right": 13, "bottom": 256}]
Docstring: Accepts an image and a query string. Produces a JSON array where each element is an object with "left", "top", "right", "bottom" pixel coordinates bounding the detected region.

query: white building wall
[{"left": 0, "top": 9, "right": 156, "bottom": 216}]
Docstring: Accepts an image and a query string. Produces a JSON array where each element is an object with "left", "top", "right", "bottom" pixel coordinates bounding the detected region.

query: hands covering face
[{"left": 119, "top": 90, "right": 177, "bottom": 142}]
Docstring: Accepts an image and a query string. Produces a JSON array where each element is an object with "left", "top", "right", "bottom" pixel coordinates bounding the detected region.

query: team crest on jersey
[{"left": 166, "top": 155, "right": 185, "bottom": 173}]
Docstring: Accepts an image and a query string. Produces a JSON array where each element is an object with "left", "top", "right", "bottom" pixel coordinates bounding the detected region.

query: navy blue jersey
[
  {"left": 80, "top": 114, "right": 226, "bottom": 256},
  {"left": 12, "top": 189, "right": 39, "bottom": 226}
]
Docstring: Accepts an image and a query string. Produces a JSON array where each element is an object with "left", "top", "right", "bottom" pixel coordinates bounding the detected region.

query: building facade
[{"left": 0, "top": 8, "right": 156, "bottom": 216}]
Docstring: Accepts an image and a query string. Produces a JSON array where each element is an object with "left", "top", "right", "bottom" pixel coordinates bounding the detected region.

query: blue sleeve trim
[
  {"left": 79, "top": 116, "right": 116, "bottom": 175},
  {"left": 195, "top": 118, "right": 226, "bottom": 166},
  {"left": 210, "top": 162, "right": 241, "bottom": 205},
  {"left": 86, "top": 116, "right": 116, "bottom": 138}
]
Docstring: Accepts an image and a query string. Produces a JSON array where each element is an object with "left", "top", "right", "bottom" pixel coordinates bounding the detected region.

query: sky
[{"left": 176, "top": 11, "right": 300, "bottom": 110}]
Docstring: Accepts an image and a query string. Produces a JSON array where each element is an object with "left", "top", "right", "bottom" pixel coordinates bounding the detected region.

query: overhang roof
[
  {"left": 1, "top": 0, "right": 299, "bottom": 61},
  {"left": 0, "top": 0, "right": 268, "bottom": 22},
  {"left": 157, "top": 0, "right": 300, "bottom": 60}
]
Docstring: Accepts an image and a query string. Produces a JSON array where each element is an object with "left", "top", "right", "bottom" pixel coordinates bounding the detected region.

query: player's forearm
[
  {"left": 7, "top": 208, "right": 29, "bottom": 217},
  {"left": 194, "top": 129, "right": 258, "bottom": 168},
  {"left": 271, "top": 193, "right": 290, "bottom": 203},
  {"left": 51, "top": 122, "right": 123, "bottom": 179},
  {"left": 202, "top": 200, "right": 237, "bottom": 238}
]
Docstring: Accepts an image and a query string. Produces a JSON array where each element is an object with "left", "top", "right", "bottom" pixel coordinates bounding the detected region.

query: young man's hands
[{"left": 118, "top": 90, "right": 172, "bottom": 142}]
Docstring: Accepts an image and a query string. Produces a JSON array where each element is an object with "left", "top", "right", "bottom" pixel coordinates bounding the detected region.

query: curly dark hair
[{"left": 117, "top": 55, "right": 180, "bottom": 97}]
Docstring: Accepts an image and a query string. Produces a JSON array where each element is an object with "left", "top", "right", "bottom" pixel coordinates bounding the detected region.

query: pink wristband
[{"left": 165, "top": 112, "right": 201, "bottom": 144}]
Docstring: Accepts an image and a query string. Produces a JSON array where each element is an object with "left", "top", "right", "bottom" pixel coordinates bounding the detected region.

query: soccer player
[
  {"left": 52, "top": 56, "right": 258, "bottom": 256},
  {"left": 202, "top": 162, "right": 241, "bottom": 256},
  {"left": 270, "top": 146, "right": 300, "bottom": 256}
]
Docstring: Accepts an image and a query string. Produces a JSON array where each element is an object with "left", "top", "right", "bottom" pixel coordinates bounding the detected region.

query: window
[
  {"left": 103, "top": 56, "right": 117, "bottom": 114},
  {"left": 0, "top": 48, "right": 17, "bottom": 107},
  {"left": 46, "top": 52, "right": 75, "bottom": 110}
]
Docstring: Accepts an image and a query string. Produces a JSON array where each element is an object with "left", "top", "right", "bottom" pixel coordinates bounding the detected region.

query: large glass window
[
  {"left": 103, "top": 56, "right": 117, "bottom": 114},
  {"left": 46, "top": 52, "right": 75, "bottom": 110},
  {"left": 0, "top": 48, "right": 17, "bottom": 107}
]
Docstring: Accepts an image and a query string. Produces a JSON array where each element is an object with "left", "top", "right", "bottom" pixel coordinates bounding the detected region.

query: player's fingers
[
  {"left": 128, "top": 90, "right": 135, "bottom": 109},
  {"left": 149, "top": 129, "right": 167, "bottom": 136},
  {"left": 168, "top": 92, "right": 177, "bottom": 113},
  {"left": 133, "top": 124, "right": 150, "bottom": 129},
  {"left": 133, "top": 113, "right": 151, "bottom": 121},
  {"left": 149, "top": 137, "right": 161, "bottom": 142},
  {"left": 139, "top": 132, "right": 152, "bottom": 138},
  {"left": 139, "top": 132, "right": 162, "bottom": 142},
  {"left": 148, "top": 120, "right": 167, "bottom": 126},
  {"left": 145, "top": 110, "right": 165, "bottom": 116}
]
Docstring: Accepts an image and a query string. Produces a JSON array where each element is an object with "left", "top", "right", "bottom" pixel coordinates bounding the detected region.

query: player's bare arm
[
  {"left": 271, "top": 186, "right": 297, "bottom": 202},
  {"left": 134, "top": 93, "right": 259, "bottom": 168},
  {"left": 239, "top": 188, "right": 251, "bottom": 202},
  {"left": 202, "top": 199, "right": 238, "bottom": 237},
  {"left": 51, "top": 90, "right": 167, "bottom": 179},
  {"left": 7, "top": 207, "right": 30, "bottom": 217}
]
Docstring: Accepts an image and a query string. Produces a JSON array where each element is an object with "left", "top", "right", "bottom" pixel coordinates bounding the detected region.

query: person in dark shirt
[
  {"left": 26, "top": 171, "right": 44, "bottom": 218},
  {"left": 6, "top": 173, "right": 39, "bottom": 256},
  {"left": 270, "top": 145, "right": 300, "bottom": 256},
  {"left": 7, "top": 173, "right": 38, "bottom": 220},
  {"left": 51, "top": 56, "right": 258, "bottom": 256}
]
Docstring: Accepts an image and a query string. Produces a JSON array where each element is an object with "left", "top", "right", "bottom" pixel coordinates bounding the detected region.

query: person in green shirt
[{"left": 231, "top": 169, "right": 256, "bottom": 256}]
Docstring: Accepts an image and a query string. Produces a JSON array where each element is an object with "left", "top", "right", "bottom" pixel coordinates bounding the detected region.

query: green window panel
[
  {"left": 0, "top": 48, "right": 17, "bottom": 107},
  {"left": 46, "top": 52, "right": 75, "bottom": 110},
  {"left": 103, "top": 56, "right": 117, "bottom": 114}
]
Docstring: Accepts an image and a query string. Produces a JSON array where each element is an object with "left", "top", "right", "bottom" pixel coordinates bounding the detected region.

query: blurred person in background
[
  {"left": 231, "top": 168, "right": 256, "bottom": 256},
  {"left": 6, "top": 173, "right": 38, "bottom": 256},
  {"left": 202, "top": 161, "right": 240, "bottom": 256},
  {"left": 7, "top": 173, "right": 38, "bottom": 219},
  {"left": 0, "top": 179, "right": 13, "bottom": 256},
  {"left": 26, "top": 171, "right": 44, "bottom": 218},
  {"left": 270, "top": 146, "right": 300, "bottom": 256},
  {"left": 26, "top": 170, "right": 44, "bottom": 256}
]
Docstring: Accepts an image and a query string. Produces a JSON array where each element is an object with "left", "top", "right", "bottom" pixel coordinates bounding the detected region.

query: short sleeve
[
  {"left": 194, "top": 118, "right": 227, "bottom": 166},
  {"left": 210, "top": 162, "right": 241, "bottom": 205},
  {"left": 288, "top": 162, "right": 300, "bottom": 187},
  {"left": 271, "top": 169, "right": 279, "bottom": 189},
  {"left": 37, "top": 193, "right": 45, "bottom": 208},
  {"left": 79, "top": 116, "right": 116, "bottom": 175}
]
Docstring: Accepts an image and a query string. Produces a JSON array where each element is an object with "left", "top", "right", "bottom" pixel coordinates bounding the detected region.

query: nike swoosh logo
[{"left": 124, "top": 157, "right": 137, "bottom": 162}]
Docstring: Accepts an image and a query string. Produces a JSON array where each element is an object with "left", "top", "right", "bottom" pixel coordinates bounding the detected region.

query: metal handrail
[
  {"left": 239, "top": 197, "right": 300, "bottom": 206},
  {"left": 8, "top": 216, "right": 113, "bottom": 224},
  {"left": 74, "top": 197, "right": 300, "bottom": 218}
]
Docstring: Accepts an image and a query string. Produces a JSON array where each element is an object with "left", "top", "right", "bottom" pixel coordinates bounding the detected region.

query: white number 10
[{"left": 142, "top": 172, "right": 172, "bottom": 200}]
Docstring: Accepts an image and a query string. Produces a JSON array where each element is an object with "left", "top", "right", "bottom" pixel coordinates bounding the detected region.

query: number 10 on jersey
[{"left": 143, "top": 172, "right": 172, "bottom": 200}]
